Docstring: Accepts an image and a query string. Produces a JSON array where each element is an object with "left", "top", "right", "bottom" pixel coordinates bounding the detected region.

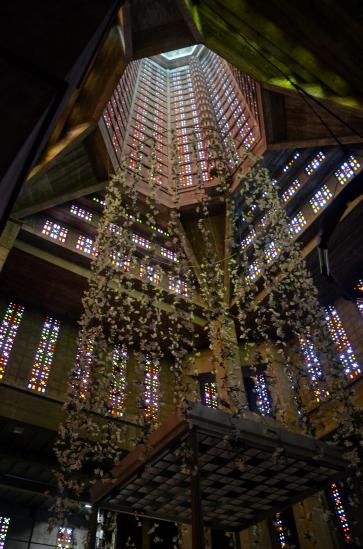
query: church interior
[{"left": 1, "top": 1, "right": 363, "bottom": 547}]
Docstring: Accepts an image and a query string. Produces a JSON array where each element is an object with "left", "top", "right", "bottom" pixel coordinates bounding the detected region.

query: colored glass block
[
  {"left": 69, "top": 204, "right": 93, "bottom": 222},
  {"left": 42, "top": 220, "right": 68, "bottom": 243},
  {"left": 288, "top": 211, "right": 307, "bottom": 235},
  {"left": 330, "top": 483, "right": 352, "bottom": 543},
  {"left": 274, "top": 514, "right": 289, "bottom": 548},
  {"left": 28, "top": 317, "right": 61, "bottom": 393},
  {"left": 305, "top": 151, "right": 325, "bottom": 175},
  {"left": 299, "top": 337, "right": 327, "bottom": 402},
  {"left": 281, "top": 178, "right": 301, "bottom": 203},
  {"left": 282, "top": 152, "right": 300, "bottom": 174},
  {"left": 254, "top": 372, "right": 273, "bottom": 416},
  {"left": 0, "top": 302, "right": 24, "bottom": 380},
  {"left": 144, "top": 355, "right": 160, "bottom": 422},
  {"left": 325, "top": 306, "right": 361, "bottom": 380},
  {"left": 0, "top": 516, "right": 10, "bottom": 549},
  {"left": 203, "top": 382, "right": 218, "bottom": 409},
  {"left": 57, "top": 527, "right": 73, "bottom": 548},
  {"left": 72, "top": 340, "right": 94, "bottom": 399},
  {"left": 309, "top": 184, "right": 333, "bottom": 214},
  {"left": 160, "top": 247, "right": 177, "bottom": 262},
  {"left": 109, "top": 346, "right": 128, "bottom": 417},
  {"left": 334, "top": 155, "right": 360, "bottom": 185}
]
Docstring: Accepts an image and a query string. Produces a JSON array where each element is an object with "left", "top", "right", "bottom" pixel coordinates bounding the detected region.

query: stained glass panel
[
  {"left": 329, "top": 483, "right": 352, "bottom": 544},
  {"left": 0, "top": 516, "right": 10, "bottom": 549},
  {"left": 28, "top": 317, "right": 60, "bottom": 393},
  {"left": 109, "top": 346, "right": 128, "bottom": 417},
  {"left": 0, "top": 302, "right": 24, "bottom": 380},
  {"left": 57, "top": 527, "right": 73, "bottom": 548},
  {"left": 203, "top": 382, "right": 218, "bottom": 409},
  {"left": 309, "top": 184, "right": 333, "bottom": 214},
  {"left": 144, "top": 355, "right": 160, "bottom": 422},
  {"left": 325, "top": 306, "right": 361, "bottom": 380},
  {"left": 334, "top": 155, "right": 360, "bottom": 185},
  {"left": 42, "top": 220, "right": 68, "bottom": 243}
]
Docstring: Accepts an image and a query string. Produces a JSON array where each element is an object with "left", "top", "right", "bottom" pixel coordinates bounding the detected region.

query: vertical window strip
[
  {"left": 325, "top": 306, "right": 361, "bottom": 380},
  {"left": 109, "top": 346, "right": 128, "bottom": 417},
  {"left": 144, "top": 355, "right": 160, "bottom": 422},
  {"left": 28, "top": 317, "right": 61, "bottom": 393},
  {"left": 0, "top": 516, "right": 10, "bottom": 549},
  {"left": 254, "top": 372, "right": 273, "bottom": 416},
  {"left": 273, "top": 513, "right": 289, "bottom": 548},
  {"left": 330, "top": 483, "right": 352, "bottom": 544},
  {"left": 0, "top": 302, "right": 24, "bottom": 380},
  {"left": 57, "top": 527, "right": 73, "bottom": 548},
  {"left": 299, "top": 337, "right": 327, "bottom": 402},
  {"left": 72, "top": 340, "right": 94, "bottom": 399},
  {"left": 356, "top": 279, "right": 363, "bottom": 317},
  {"left": 203, "top": 381, "right": 218, "bottom": 409}
]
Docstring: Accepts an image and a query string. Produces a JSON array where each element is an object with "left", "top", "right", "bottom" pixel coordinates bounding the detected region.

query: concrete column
[
  {"left": 0, "top": 220, "right": 20, "bottom": 271},
  {"left": 293, "top": 493, "right": 340, "bottom": 549}
]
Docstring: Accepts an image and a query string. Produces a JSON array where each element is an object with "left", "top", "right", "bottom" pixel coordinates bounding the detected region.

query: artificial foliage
[{"left": 52, "top": 131, "right": 363, "bottom": 546}]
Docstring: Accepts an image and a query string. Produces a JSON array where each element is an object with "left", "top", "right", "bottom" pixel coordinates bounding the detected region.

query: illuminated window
[
  {"left": 309, "top": 184, "right": 333, "bottom": 213},
  {"left": 288, "top": 211, "right": 307, "bottom": 235},
  {"left": 325, "top": 306, "right": 361, "bottom": 380},
  {"left": 241, "top": 230, "right": 256, "bottom": 251},
  {"left": 0, "top": 302, "right": 24, "bottom": 380},
  {"left": 92, "top": 195, "right": 106, "bottom": 207},
  {"left": 57, "top": 527, "right": 73, "bottom": 548},
  {"left": 144, "top": 355, "right": 160, "bottom": 422},
  {"left": 72, "top": 340, "right": 94, "bottom": 399},
  {"left": 282, "top": 152, "right": 300, "bottom": 173},
  {"left": 109, "top": 346, "right": 128, "bottom": 417},
  {"left": 334, "top": 155, "right": 360, "bottom": 185},
  {"left": 139, "top": 264, "right": 161, "bottom": 285},
  {"left": 329, "top": 483, "right": 352, "bottom": 544},
  {"left": 265, "top": 241, "right": 281, "bottom": 264},
  {"left": 0, "top": 516, "right": 10, "bottom": 549},
  {"left": 28, "top": 317, "right": 60, "bottom": 393},
  {"left": 299, "top": 337, "right": 327, "bottom": 402},
  {"left": 69, "top": 204, "right": 93, "bottom": 222},
  {"left": 254, "top": 372, "right": 273, "bottom": 416},
  {"left": 281, "top": 178, "right": 301, "bottom": 203},
  {"left": 160, "top": 247, "right": 177, "bottom": 262},
  {"left": 305, "top": 151, "right": 326, "bottom": 175},
  {"left": 132, "top": 233, "right": 151, "bottom": 249},
  {"left": 203, "top": 382, "right": 218, "bottom": 409},
  {"left": 356, "top": 279, "right": 363, "bottom": 317},
  {"left": 42, "top": 220, "right": 68, "bottom": 243},
  {"left": 168, "top": 276, "right": 189, "bottom": 298},
  {"left": 273, "top": 514, "right": 289, "bottom": 548},
  {"left": 111, "top": 252, "right": 130, "bottom": 271},
  {"left": 76, "top": 235, "right": 94, "bottom": 255},
  {"left": 246, "top": 261, "right": 262, "bottom": 283}
]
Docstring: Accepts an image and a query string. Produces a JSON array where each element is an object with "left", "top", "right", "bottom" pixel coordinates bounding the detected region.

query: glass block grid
[
  {"left": 72, "top": 340, "right": 94, "bottom": 399},
  {"left": 42, "top": 220, "right": 68, "bottom": 243},
  {"left": 299, "top": 337, "right": 327, "bottom": 402},
  {"left": 69, "top": 204, "right": 93, "bottom": 222},
  {"left": 356, "top": 279, "right": 363, "bottom": 317},
  {"left": 265, "top": 241, "right": 281, "bottom": 264},
  {"left": 282, "top": 178, "right": 301, "bottom": 203},
  {"left": 255, "top": 372, "right": 273, "bottom": 416},
  {"left": 305, "top": 151, "right": 325, "bottom": 175},
  {"left": 0, "top": 516, "right": 10, "bottom": 549},
  {"left": 111, "top": 252, "right": 130, "bottom": 271},
  {"left": 57, "top": 527, "right": 73, "bottom": 548},
  {"left": 139, "top": 264, "right": 161, "bottom": 285},
  {"left": 334, "top": 155, "right": 360, "bottom": 185},
  {"left": 160, "top": 247, "right": 177, "bottom": 262},
  {"left": 132, "top": 233, "right": 151, "bottom": 249},
  {"left": 329, "top": 483, "right": 352, "bottom": 544},
  {"left": 246, "top": 261, "right": 262, "bottom": 283},
  {"left": 109, "top": 346, "right": 128, "bottom": 417},
  {"left": 240, "top": 229, "right": 256, "bottom": 251},
  {"left": 168, "top": 277, "right": 189, "bottom": 298},
  {"left": 288, "top": 211, "right": 307, "bottom": 235},
  {"left": 203, "top": 382, "right": 218, "bottom": 409},
  {"left": 282, "top": 152, "right": 300, "bottom": 173},
  {"left": 309, "top": 184, "right": 333, "bottom": 214},
  {"left": 144, "top": 355, "right": 160, "bottom": 422},
  {"left": 273, "top": 513, "right": 289, "bottom": 548},
  {"left": 28, "top": 317, "right": 61, "bottom": 393},
  {"left": 76, "top": 235, "right": 94, "bottom": 255},
  {"left": 0, "top": 302, "right": 24, "bottom": 380},
  {"left": 325, "top": 306, "right": 361, "bottom": 380}
]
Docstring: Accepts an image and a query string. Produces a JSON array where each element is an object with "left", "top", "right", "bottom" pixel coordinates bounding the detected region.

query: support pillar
[
  {"left": 293, "top": 492, "right": 339, "bottom": 548},
  {"left": 0, "top": 220, "right": 20, "bottom": 271},
  {"left": 190, "top": 427, "right": 205, "bottom": 549}
]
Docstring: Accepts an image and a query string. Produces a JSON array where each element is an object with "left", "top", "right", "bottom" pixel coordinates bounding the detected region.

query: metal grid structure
[{"left": 91, "top": 405, "right": 346, "bottom": 540}]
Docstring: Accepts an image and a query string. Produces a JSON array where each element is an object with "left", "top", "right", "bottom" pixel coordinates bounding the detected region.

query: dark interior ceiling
[{"left": 186, "top": 0, "right": 363, "bottom": 110}]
